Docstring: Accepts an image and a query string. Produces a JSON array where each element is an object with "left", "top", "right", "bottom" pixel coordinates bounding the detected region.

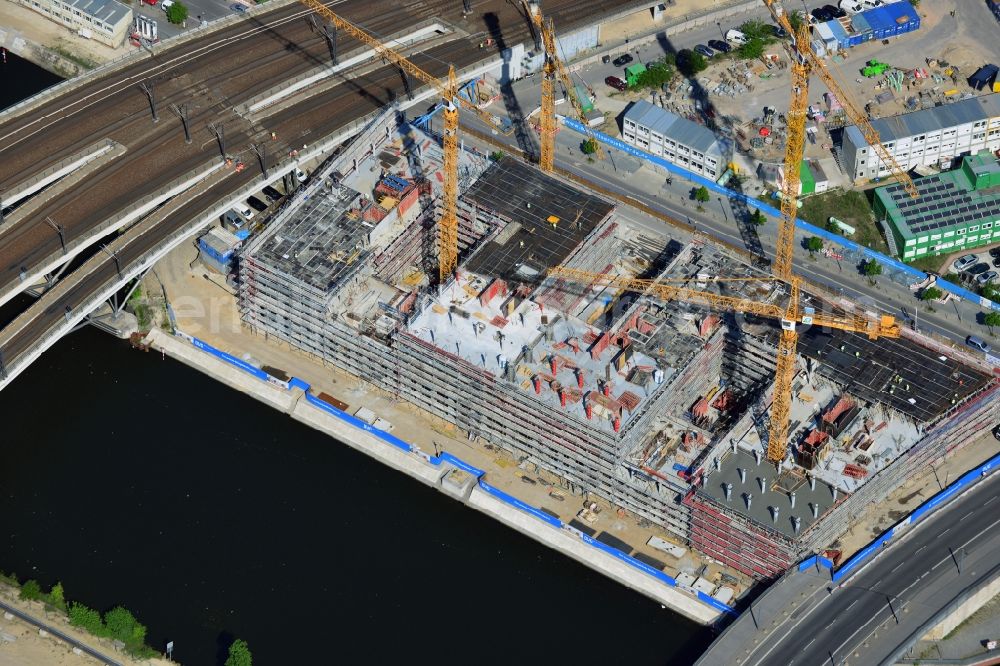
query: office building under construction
[{"left": 237, "top": 115, "right": 998, "bottom": 579}]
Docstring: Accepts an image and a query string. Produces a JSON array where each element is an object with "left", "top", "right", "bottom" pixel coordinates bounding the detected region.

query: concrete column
[
  {"left": 811, "top": 502, "right": 819, "bottom": 518},
  {"left": 770, "top": 506, "right": 779, "bottom": 523},
  {"left": 745, "top": 492, "right": 752, "bottom": 509},
  {"left": 723, "top": 483, "right": 733, "bottom": 501},
  {"left": 790, "top": 491, "right": 796, "bottom": 508},
  {"left": 758, "top": 476, "right": 766, "bottom": 493}
]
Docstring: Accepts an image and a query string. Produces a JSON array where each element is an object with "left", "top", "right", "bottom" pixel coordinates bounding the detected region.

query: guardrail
[
  {"left": 170, "top": 329, "right": 737, "bottom": 617},
  {"left": 830, "top": 450, "right": 1000, "bottom": 583},
  {"left": 561, "top": 118, "right": 1000, "bottom": 313}
]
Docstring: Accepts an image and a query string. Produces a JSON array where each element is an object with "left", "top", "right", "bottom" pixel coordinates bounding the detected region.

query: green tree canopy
[
  {"left": 787, "top": 11, "right": 804, "bottom": 33},
  {"left": 981, "top": 281, "right": 1000, "bottom": 301},
  {"left": 739, "top": 19, "right": 769, "bottom": 41},
  {"left": 677, "top": 50, "right": 707, "bottom": 76},
  {"left": 694, "top": 186, "right": 710, "bottom": 203},
  {"left": 581, "top": 138, "right": 598, "bottom": 155},
  {"left": 104, "top": 606, "right": 147, "bottom": 648},
  {"left": 634, "top": 61, "right": 674, "bottom": 90},
  {"left": 68, "top": 603, "right": 106, "bottom": 636},
  {"left": 749, "top": 209, "right": 767, "bottom": 226},
  {"left": 19, "top": 580, "right": 42, "bottom": 601},
  {"left": 49, "top": 582, "right": 66, "bottom": 611},
  {"left": 226, "top": 639, "right": 253, "bottom": 666},
  {"left": 921, "top": 286, "right": 942, "bottom": 301},
  {"left": 806, "top": 236, "right": 823, "bottom": 253},
  {"left": 984, "top": 312, "right": 1000, "bottom": 331},
  {"left": 863, "top": 259, "right": 883, "bottom": 278},
  {"left": 166, "top": 1, "right": 188, "bottom": 24},
  {"left": 737, "top": 38, "right": 765, "bottom": 60}
]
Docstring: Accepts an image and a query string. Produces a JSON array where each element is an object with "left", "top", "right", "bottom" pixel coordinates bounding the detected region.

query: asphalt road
[
  {"left": 457, "top": 100, "right": 989, "bottom": 350},
  {"left": 738, "top": 470, "right": 1000, "bottom": 666}
]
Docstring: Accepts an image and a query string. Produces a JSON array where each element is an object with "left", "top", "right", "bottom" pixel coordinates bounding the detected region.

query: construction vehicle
[{"left": 862, "top": 59, "right": 892, "bottom": 77}]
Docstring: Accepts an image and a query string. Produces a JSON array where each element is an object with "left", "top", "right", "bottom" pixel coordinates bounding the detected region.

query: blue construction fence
[
  {"left": 174, "top": 331, "right": 735, "bottom": 615},
  {"left": 561, "top": 118, "right": 1000, "bottom": 312},
  {"left": 827, "top": 450, "right": 1000, "bottom": 583}
]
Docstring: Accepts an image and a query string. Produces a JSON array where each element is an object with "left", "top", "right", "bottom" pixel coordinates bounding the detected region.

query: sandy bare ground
[{"left": 0, "top": 0, "right": 127, "bottom": 66}]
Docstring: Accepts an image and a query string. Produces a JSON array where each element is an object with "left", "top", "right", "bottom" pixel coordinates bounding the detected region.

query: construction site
[{"left": 234, "top": 99, "right": 998, "bottom": 581}]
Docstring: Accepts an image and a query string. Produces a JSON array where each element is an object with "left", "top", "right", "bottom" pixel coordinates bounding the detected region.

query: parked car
[
  {"left": 811, "top": 7, "right": 835, "bottom": 22},
  {"left": 969, "top": 262, "right": 991, "bottom": 276},
  {"left": 605, "top": 75, "right": 627, "bottom": 91},
  {"left": 601, "top": 55, "right": 611, "bottom": 64},
  {"left": 293, "top": 168, "right": 308, "bottom": 184},
  {"left": 993, "top": 424, "right": 1000, "bottom": 441},
  {"left": 966, "top": 335, "right": 992, "bottom": 353},
  {"left": 612, "top": 54, "right": 633, "bottom": 67},
  {"left": 708, "top": 39, "right": 732, "bottom": 53},
  {"left": 823, "top": 4, "right": 847, "bottom": 18},
  {"left": 765, "top": 24, "right": 789, "bottom": 38},
  {"left": 990, "top": 247, "right": 1000, "bottom": 259},
  {"left": 262, "top": 185, "right": 284, "bottom": 203},
  {"left": 978, "top": 270, "right": 999, "bottom": 285},
  {"left": 953, "top": 254, "right": 979, "bottom": 271},
  {"left": 231, "top": 204, "right": 253, "bottom": 221},
  {"left": 725, "top": 29, "right": 748, "bottom": 45},
  {"left": 694, "top": 44, "right": 715, "bottom": 58},
  {"left": 229, "top": 2, "right": 247, "bottom": 13},
  {"left": 247, "top": 195, "right": 268, "bottom": 213},
  {"left": 840, "top": 0, "right": 864, "bottom": 12}
]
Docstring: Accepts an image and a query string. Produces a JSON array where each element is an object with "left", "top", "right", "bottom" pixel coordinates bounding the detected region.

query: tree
[
  {"left": 581, "top": 138, "right": 598, "bottom": 155},
  {"left": 737, "top": 38, "right": 765, "bottom": 61},
  {"left": 49, "top": 582, "right": 66, "bottom": 612},
  {"left": 19, "top": 580, "right": 42, "bottom": 601},
  {"left": 982, "top": 281, "right": 1000, "bottom": 301},
  {"left": 739, "top": 19, "right": 769, "bottom": 42},
  {"left": 863, "top": 259, "right": 883, "bottom": 280},
  {"left": 104, "top": 606, "right": 146, "bottom": 647},
  {"left": 787, "top": 10, "right": 805, "bottom": 33},
  {"left": 677, "top": 49, "right": 707, "bottom": 77},
  {"left": 226, "top": 639, "right": 253, "bottom": 666},
  {"left": 694, "top": 186, "right": 710, "bottom": 203},
  {"left": 806, "top": 236, "right": 823, "bottom": 254},
  {"left": 68, "top": 603, "right": 106, "bottom": 636},
  {"left": 634, "top": 60, "right": 673, "bottom": 90},
  {"left": 488, "top": 151, "right": 504, "bottom": 162},
  {"left": 825, "top": 218, "right": 840, "bottom": 233},
  {"left": 749, "top": 209, "right": 767, "bottom": 226},
  {"left": 921, "top": 286, "right": 943, "bottom": 301},
  {"left": 166, "top": 1, "right": 188, "bottom": 24},
  {"left": 984, "top": 312, "right": 1000, "bottom": 333}
]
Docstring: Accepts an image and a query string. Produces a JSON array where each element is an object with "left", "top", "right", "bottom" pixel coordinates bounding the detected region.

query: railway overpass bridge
[{"left": 0, "top": 0, "right": 656, "bottom": 390}]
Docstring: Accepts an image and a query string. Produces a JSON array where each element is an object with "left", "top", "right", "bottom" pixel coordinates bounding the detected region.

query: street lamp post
[{"left": 717, "top": 20, "right": 725, "bottom": 40}]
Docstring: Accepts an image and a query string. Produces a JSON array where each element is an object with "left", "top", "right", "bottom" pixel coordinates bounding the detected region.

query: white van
[
  {"left": 859, "top": 0, "right": 884, "bottom": 8},
  {"left": 839, "top": 0, "right": 864, "bottom": 14},
  {"left": 161, "top": 0, "right": 173, "bottom": 10},
  {"left": 725, "top": 29, "right": 748, "bottom": 45},
  {"left": 232, "top": 203, "right": 254, "bottom": 221}
]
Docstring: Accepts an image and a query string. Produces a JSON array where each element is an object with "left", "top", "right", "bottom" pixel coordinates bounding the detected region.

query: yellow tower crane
[
  {"left": 523, "top": 0, "right": 601, "bottom": 170},
  {"left": 548, "top": 266, "right": 900, "bottom": 463},
  {"left": 298, "top": 0, "right": 501, "bottom": 284}
]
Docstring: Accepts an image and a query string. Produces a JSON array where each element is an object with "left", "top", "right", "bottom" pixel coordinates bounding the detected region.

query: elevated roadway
[
  {"left": 0, "top": 0, "right": 654, "bottom": 386},
  {"left": 697, "top": 469, "right": 1000, "bottom": 666}
]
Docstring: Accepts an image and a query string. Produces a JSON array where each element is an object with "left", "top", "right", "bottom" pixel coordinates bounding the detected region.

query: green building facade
[{"left": 874, "top": 152, "right": 1000, "bottom": 260}]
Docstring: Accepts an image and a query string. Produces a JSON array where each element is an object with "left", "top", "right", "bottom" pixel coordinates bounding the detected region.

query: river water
[{"left": 0, "top": 53, "right": 712, "bottom": 665}]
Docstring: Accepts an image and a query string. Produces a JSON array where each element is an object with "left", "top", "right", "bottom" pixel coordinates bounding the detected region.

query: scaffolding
[{"left": 236, "top": 110, "right": 999, "bottom": 580}]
